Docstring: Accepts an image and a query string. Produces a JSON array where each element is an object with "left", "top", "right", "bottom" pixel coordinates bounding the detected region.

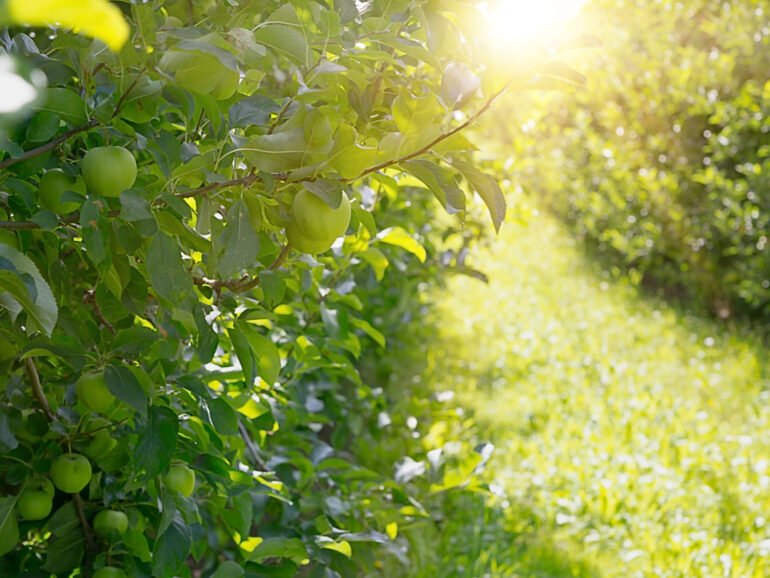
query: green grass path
[{"left": 429, "top": 208, "right": 770, "bottom": 577}]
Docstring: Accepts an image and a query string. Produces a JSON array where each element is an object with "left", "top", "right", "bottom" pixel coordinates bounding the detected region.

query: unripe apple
[
  {"left": 164, "top": 463, "right": 195, "bottom": 497},
  {"left": 51, "top": 453, "right": 92, "bottom": 493},
  {"left": 83, "top": 429, "right": 118, "bottom": 459},
  {"left": 16, "top": 489, "right": 53, "bottom": 520},
  {"left": 292, "top": 190, "right": 351, "bottom": 243},
  {"left": 81, "top": 146, "right": 137, "bottom": 198},
  {"left": 285, "top": 221, "right": 336, "bottom": 254},
  {"left": 75, "top": 370, "right": 115, "bottom": 412},
  {"left": 37, "top": 169, "right": 85, "bottom": 214},
  {"left": 159, "top": 34, "right": 239, "bottom": 100},
  {"left": 93, "top": 509, "right": 129, "bottom": 537}
]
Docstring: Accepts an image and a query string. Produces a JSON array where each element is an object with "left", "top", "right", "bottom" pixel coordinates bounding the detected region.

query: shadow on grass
[{"left": 387, "top": 492, "right": 600, "bottom": 578}]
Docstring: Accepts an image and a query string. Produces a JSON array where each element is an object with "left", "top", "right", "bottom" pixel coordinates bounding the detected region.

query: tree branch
[
  {"left": 346, "top": 84, "right": 510, "bottom": 182},
  {"left": 25, "top": 358, "right": 55, "bottom": 422},
  {"left": 0, "top": 119, "right": 99, "bottom": 171}
]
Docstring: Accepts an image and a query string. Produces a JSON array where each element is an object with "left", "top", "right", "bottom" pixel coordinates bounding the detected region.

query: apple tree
[{"left": 0, "top": 0, "right": 586, "bottom": 576}]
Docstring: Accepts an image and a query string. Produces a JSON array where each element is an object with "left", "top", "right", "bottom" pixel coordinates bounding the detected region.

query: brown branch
[
  {"left": 0, "top": 119, "right": 99, "bottom": 171},
  {"left": 84, "top": 289, "right": 116, "bottom": 335},
  {"left": 345, "top": 84, "right": 510, "bottom": 182},
  {"left": 25, "top": 358, "right": 55, "bottom": 422},
  {"left": 110, "top": 68, "right": 147, "bottom": 120},
  {"left": 73, "top": 493, "right": 96, "bottom": 578}
]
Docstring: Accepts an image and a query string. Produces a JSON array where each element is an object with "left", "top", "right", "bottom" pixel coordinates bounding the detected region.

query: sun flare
[{"left": 480, "top": 0, "right": 588, "bottom": 50}]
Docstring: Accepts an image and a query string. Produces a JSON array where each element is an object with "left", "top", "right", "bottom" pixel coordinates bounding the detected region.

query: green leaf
[
  {"left": 217, "top": 200, "right": 260, "bottom": 279},
  {"left": 0, "top": 411, "right": 18, "bottom": 452},
  {"left": 319, "top": 539, "right": 352, "bottom": 558},
  {"left": 377, "top": 227, "right": 427, "bottom": 263},
  {"left": 136, "top": 405, "right": 179, "bottom": 479},
  {"left": 35, "top": 88, "right": 87, "bottom": 126},
  {"left": 242, "top": 128, "right": 306, "bottom": 173},
  {"left": 538, "top": 61, "right": 587, "bottom": 85},
  {"left": 242, "top": 537, "right": 307, "bottom": 563},
  {"left": 46, "top": 502, "right": 79, "bottom": 537},
  {"left": 146, "top": 231, "right": 196, "bottom": 308},
  {"left": 229, "top": 324, "right": 256, "bottom": 386},
  {"left": 0, "top": 496, "right": 18, "bottom": 557},
  {"left": 153, "top": 517, "right": 192, "bottom": 577},
  {"left": 212, "top": 561, "right": 245, "bottom": 578},
  {"left": 105, "top": 364, "right": 149, "bottom": 416},
  {"left": 42, "top": 526, "right": 84, "bottom": 573},
  {"left": 239, "top": 322, "right": 281, "bottom": 385},
  {"left": 254, "top": 5, "right": 311, "bottom": 66},
  {"left": 0, "top": 244, "right": 58, "bottom": 336},
  {"left": 350, "top": 318, "right": 386, "bottom": 348},
  {"left": 207, "top": 397, "right": 239, "bottom": 436},
  {"left": 402, "top": 159, "right": 466, "bottom": 214},
  {"left": 452, "top": 160, "right": 507, "bottom": 232}
]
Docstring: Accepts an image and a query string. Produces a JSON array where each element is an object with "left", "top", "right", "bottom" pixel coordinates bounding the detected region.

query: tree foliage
[{"left": 0, "top": 0, "right": 588, "bottom": 576}]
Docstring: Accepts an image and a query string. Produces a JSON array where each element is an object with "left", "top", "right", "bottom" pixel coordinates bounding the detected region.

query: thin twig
[
  {"left": 0, "top": 119, "right": 99, "bottom": 171},
  {"left": 25, "top": 358, "right": 54, "bottom": 422},
  {"left": 84, "top": 290, "right": 117, "bottom": 335},
  {"left": 73, "top": 493, "right": 96, "bottom": 578},
  {"left": 238, "top": 421, "right": 268, "bottom": 470},
  {"left": 346, "top": 84, "right": 510, "bottom": 182}
]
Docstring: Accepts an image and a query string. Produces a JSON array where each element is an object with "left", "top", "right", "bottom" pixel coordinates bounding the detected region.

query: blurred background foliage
[{"left": 488, "top": 0, "right": 770, "bottom": 323}]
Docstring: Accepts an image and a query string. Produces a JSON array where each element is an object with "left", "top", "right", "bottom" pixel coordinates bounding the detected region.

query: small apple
[
  {"left": 16, "top": 488, "right": 53, "bottom": 520},
  {"left": 51, "top": 453, "right": 92, "bottom": 493},
  {"left": 75, "top": 370, "right": 115, "bottom": 412},
  {"left": 285, "top": 221, "right": 336, "bottom": 254},
  {"left": 93, "top": 567, "right": 127, "bottom": 578},
  {"left": 83, "top": 429, "right": 118, "bottom": 459},
  {"left": 159, "top": 34, "right": 239, "bottom": 100},
  {"left": 27, "top": 476, "right": 55, "bottom": 496},
  {"left": 292, "top": 190, "right": 351, "bottom": 243},
  {"left": 164, "top": 463, "right": 195, "bottom": 497},
  {"left": 81, "top": 146, "right": 137, "bottom": 198},
  {"left": 37, "top": 169, "right": 85, "bottom": 214},
  {"left": 93, "top": 509, "right": 129, "bottom": 537}
]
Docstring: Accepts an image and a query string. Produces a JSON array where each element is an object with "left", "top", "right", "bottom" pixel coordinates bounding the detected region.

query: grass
[{"left": 416, "top": 202, "right": 770, "bottom": 577}]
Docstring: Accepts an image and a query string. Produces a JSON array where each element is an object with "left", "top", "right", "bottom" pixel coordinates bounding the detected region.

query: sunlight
[{"left": 480, "top": 0, "right": 588, "bottom": 50}]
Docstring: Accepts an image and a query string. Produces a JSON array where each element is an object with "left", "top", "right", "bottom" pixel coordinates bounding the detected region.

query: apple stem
[{"left": 24, "top": 358, "right": 55, "bottom": 422}]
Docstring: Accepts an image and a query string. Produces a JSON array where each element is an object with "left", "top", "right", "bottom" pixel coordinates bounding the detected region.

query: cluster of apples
[
  {"left": 7, "top": 369, "right": 197, "bottom": 573},
  {"left": 286, "top": 190, "right": 352, "bottom": 254},
  {"left": 37, "top": 145, "right": 137, "bottom": 214}
]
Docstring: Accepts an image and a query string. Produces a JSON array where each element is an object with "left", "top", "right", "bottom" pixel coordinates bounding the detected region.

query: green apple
[
  {"left": 159, "top": 36, "right": 239, "bottom": 100},
  {"left": 27, "top": 476, "right": 55, "bottom": 496},
  {"left": 81, "top": 146, "right": 137, "bottom": 198},
  {"left": 164, "top": 463, "right": 195, "bottom": 497},
  {"left": 75, "top": 370, "right": 115, "bottom": 412},
  {"left": 37, "top": 169, "right": 85, "bottom": 214},
  {"left": 93, "top": 567, "right": 127, "bottom": 578},
  {"left": 16, "top": 488, "right": 53, "bottom": 520},
  {"left": 83, "top": 429, "right": 118, "bottom": 459},
  {"left": 292, "top": 190, "right": 351, "bottom": 243},
  {"left": 50, "top": 453, "right": 92, "bottom": 493},
  {"left": 285, "top": 221, "right": 335, "bottom": 254},
  {"left": 93, "top": 509, "right": 128, "bottom": 537}
]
